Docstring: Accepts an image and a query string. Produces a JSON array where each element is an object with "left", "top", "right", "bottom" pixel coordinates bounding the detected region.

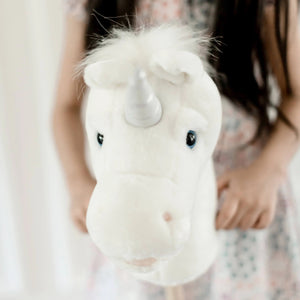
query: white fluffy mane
[{"left": 77, "top": 22, "right": 211, "bottom": 82}]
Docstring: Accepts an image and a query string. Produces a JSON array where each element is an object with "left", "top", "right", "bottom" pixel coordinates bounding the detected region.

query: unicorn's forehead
[
  {"left": 87, "top": 89, "right": 208, "bottom": 135},
  {"left": 174, "top": 108, "right": 208, "bottom": 133},
  {"left": 85, "top": 72, "right": 211, "bottom": 129},
  {"left": 86, "top": 75, "right": 179, "bottom": 115}
]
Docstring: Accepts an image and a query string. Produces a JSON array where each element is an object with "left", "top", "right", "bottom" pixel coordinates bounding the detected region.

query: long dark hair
[
  {"left": 84, "top": 0, "right": 296, "bottom": 142},
  {"left": 85, "top": 0, "right": 136, "bottom": 50}
]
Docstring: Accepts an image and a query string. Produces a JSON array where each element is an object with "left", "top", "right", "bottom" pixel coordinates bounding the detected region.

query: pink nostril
[{"left": 163, "top": 212, "right": 172, "bottom": 222}]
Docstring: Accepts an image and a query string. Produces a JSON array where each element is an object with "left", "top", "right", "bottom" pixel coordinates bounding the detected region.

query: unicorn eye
[
  {"left": 186, "top": 130, "right": 197, "bottom": 149},
  {"left": 97, "top": 132, "right": 104, "bottom": 146}
]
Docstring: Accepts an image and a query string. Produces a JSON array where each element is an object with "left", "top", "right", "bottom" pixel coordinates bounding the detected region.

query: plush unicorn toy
[{"left": 81, "top": 23, "right": 222, "bottom": 287}]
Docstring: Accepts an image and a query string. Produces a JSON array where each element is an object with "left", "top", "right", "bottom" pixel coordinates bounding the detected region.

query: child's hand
[
  {"left": 68, "top": 175, "right": 96, "bottom": 233},
  {"left": 215, "top": 158, "right": 286, "bottom": 230}
]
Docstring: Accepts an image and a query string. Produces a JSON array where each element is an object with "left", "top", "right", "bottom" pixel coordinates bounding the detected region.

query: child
[{"left": 52, "top": 0, "right": 300, "bottom": 298}]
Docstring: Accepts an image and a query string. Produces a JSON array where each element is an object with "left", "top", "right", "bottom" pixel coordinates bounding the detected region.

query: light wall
[{"left": 0, "top": 1, "right": 93, "bottom": 299}]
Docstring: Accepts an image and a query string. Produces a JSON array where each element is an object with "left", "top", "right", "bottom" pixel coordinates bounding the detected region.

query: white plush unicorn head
[{"left": 81, "top": 23, "right": 222, "bottom": 286}]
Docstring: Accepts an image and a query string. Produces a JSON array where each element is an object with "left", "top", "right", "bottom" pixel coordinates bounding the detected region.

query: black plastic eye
[
  {"left": 97, "top": 132, "right": 104, "bottom": 146},
  {"left": 186, "top": 130, "right": 197, "bottom": 149}
]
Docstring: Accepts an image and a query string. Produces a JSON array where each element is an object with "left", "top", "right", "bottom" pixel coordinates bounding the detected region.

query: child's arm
[
  {"left": 216, "top": 0, "right": 300, "bottom": 231},
  {"left": 257, "top": 0, "right": 300, "bottom": 178},
  {"left": 52, "top": 14, "right": 96, "bottom": 233}
]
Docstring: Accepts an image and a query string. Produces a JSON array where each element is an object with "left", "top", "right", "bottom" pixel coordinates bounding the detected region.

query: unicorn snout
[{"left": 86, "top": 175, "right": 191, "bottom": 265}]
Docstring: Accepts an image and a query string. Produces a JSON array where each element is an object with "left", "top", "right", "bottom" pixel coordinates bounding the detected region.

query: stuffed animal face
[{"left": 82, "top": 24, "right": 221, "bottom": 274}]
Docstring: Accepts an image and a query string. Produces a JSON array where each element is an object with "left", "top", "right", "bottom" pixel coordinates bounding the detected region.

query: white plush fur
[{"left": 81, "top": 23, "right": 222, "bottom": 286}]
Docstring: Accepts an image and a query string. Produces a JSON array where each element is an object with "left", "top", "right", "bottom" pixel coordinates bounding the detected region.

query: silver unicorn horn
[{"left": 125, "top": 68, "right": 162, "bottom": 127}]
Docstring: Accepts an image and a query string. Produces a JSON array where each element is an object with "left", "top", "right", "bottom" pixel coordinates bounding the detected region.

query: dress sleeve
[{"left": 63, "top": 0, "right": 88, "bottom": 22}]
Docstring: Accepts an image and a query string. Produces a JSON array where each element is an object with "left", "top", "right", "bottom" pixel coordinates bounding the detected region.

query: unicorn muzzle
[{"left": 86, "top": 176, "right": 191, "bottom": 267}]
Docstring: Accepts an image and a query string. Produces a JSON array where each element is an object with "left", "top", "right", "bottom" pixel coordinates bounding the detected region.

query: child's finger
[
  {"left": 217, "top": 172, "right": 231, "bottom": 197},
  {"left": 215, "top": 194, "right": 239, "bottom": 229},
  {"left": 74, "top": 216, "right": 88, "bottom": 233},
  {"left": 239, "top": 209, "right": 261, "bottom": 230},
  {"left": 225, "top": 204, "right": 248, "bottom": 229},
  {"left": 252, "top": 195, "right": 277, "bottom": 229},
  {"left": 253, "top": 209, "right": 274, "bottom": 229}
]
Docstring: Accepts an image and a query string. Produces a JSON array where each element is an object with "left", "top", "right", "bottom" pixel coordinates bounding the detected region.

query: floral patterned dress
[{"left": 64, "top": 0, "right": 300, "bottom": 299}]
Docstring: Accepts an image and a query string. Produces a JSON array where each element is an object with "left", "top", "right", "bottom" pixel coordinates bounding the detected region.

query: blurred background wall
[
  {"left": 0, "top": 1, "right": 94, "bottom": 299},
  {"left": 0, "top": 1, "right": 299, "bottom": 300}
]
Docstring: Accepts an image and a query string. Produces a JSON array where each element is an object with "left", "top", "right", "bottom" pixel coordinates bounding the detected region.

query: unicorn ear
[
  {"left": 83, "top": 61, "right": 106, "bottom": 88},
  {"left": 83, "top": 60, "right": 130, "bottom": 88},
  {"left": 149, "top": 50, "right": 204, "bottom": 85}
]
